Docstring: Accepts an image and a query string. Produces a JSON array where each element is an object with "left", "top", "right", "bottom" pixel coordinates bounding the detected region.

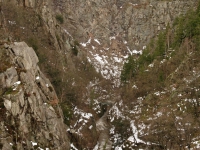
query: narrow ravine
[{"left": 95, "top": 106, "right": 112, "bottom": 150}]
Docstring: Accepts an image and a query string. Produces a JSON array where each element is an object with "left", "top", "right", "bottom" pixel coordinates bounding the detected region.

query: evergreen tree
[{"left": 121, "top": 56, "right": 137, "bottom": 82}]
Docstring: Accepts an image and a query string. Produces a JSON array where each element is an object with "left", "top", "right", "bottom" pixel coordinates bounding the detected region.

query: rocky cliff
[
  {"left": 0, "top": 42, "right": 70, "bottom": 150},
  {"left": 2, "top": 0, "right": 197, "bottom": 83},
  {"left": 0, "top": 0, "right": 199, "bottom": 149},
  {"left": 63, "top": 0, "right": 196, "bottom": 48},
  {"left": 60, "top": 0, "right": 197, "bottom": 83}
]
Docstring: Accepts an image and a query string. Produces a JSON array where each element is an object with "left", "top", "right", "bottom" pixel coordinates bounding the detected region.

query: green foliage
[
  {"left": 173, "top": 16, "right": 188, "bottom": 47},
  {"left": 173, "top": 2, "right": 200, "bottom": 48},
  {"left": 27, "top": 38, "right": 38, "bottom": 51},
  {"left": 27, "top": 37, "right": 47, "bottom": 64},
  {"left": 111, "top": 119, "right": 130, "bottom": 145},
  {"left": 56, "top": 14, "right": 64, "bottom": 24},
  {"left": 61, "top": 104, "right": 72, "bottom": 126},
  {"left": 121, "top": 31, "right": 167, "bottom": 83},
  {"left": 154, "top": 32, "right": 166, "bottom": 58},
  {"left": 66, "top": 93, "right": 77, "bottom": 103},
  {"left": 185, "top": 12, "right": 200, "bottom": 37},
  {"left": 121, "top": 1, "right": 200, "bottom": 83},
  {"left": 120, "top": 2, "right": 200, "bottom": 149},
  {"left": 159, "top": 71, "right": 164, "bottom": 83},
  {"left": 197, "top": 0, "right": 200, "bottom": 17},
  {"left": 46, "top": 69, "right": 62, "bottom": 92},
  {"left": 4, "top": 87, "right": 14, "bottom": 95},
  {"left": 121, "top": 56, "right": 137, "bottom": 82},
  {"left": 137, "top": 49, "right": 154, "bottom": 70}
]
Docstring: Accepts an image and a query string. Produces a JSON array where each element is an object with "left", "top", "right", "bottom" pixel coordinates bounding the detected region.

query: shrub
[
  {"left": 121, "top": 55, "right": 138, "bottom": 82},
  {"left": 27, "top": 38, "right": 38, "bottom": 51},
  {"left": 71, "top": 40, "right": 79, "bottom": 56},
  {"left": 56, "top": 14, "right": 64, "bottom": 24},
  {"left": 173, "top": 2, "right": 200, "bottom": 48},
  {"left": 121, "top": 30, "right": 168, "bottom": 83},
  {"left": 154, "top": 32, "right": 166, "bottom": 58},
  {"left": 71, "top": 46, "right": 78, "bottom": 56},
  {"left": 27, "top": 37, "right": 47, "bottom": 64},
  {"left": 111, "top": 119, "right": 130, "bottom": 145},
  {"left": 61, "top": 104, "right": 72, "bottom": 126}
]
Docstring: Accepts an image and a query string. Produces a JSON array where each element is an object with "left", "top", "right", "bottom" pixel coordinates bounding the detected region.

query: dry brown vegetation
[
  {"left": 118, "top": 4, "right": 200, "bottom": 148},
  {"left": 0, "top": 2, "right": 107, "bottom": 148}
]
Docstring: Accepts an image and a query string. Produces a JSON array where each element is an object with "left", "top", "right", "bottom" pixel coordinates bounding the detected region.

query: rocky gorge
[{"left": 0, "top": 0, "right": 200, "bottom": 149}]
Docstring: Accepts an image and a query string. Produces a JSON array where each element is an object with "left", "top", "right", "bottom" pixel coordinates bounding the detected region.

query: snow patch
[
  {"left": 94, "top": 39, "right": 101, "bottom": 45},
  {"left": 93, "top": 142, "right": 99, "bottom": 150},
  {"left": 130, "top": 120, "right": 145, "bottom": 144},
  {"left": 14, "top": 81, "right": 21, "bottom": 85},
  {"left": 80, "top": 38, "right": 91, "bottom": 47},
  {"left": 148, "top": 63, "right": 154, "bottom": 68},
  {"left": 8, "top": 20, "right": 16, "bottom": 25},
  {"left": 110, "top": 36, "right": 116, "bottom": 40},
  {"left": 31, "top": 141, "right": 37, "bottom": 146},
  {"left": 71, "top": 143, "right": 78, "bottom": 150}
]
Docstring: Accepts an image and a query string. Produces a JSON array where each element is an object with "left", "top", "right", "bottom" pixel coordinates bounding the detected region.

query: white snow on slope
[
  {"left": 80, "top": 38, "right": 91, "bottom": 47},
  {"left": 129, "top": 120, "right": 145, "bottom": 144},
  {"left": 80, "top": 37, "right": 144, "bottom": 87},
  {"left": 72, "top": 107, "right": 93, "bottom": 133},
  {"left": 71, "top": 143, "right": 78, "bottom": 150},
  {"left": 94, "top": 39, "right": 101, "bottom": 45}
]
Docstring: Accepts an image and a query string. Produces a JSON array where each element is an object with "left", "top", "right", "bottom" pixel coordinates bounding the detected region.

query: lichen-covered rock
[
  {"left": 3, "top": 67, "right": 18, "bottom": 88},
  {"left": 0, "top": 42, "right": 70, "bottom": 150},
  {"left": 10, "top": 42, "right": 39, "bottom": 70}
]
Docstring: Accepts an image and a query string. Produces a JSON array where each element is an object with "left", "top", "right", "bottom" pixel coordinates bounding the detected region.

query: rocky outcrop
[
  {"left": 0, "top": 42, "right": 70, "bottom": 150},
  {"left": 62, "top": 0, "right": 197, "bottom": 49},
  {"left": 0, "top": 0, "right": 198, "bottom": 149},
  {"left": 4, "top": 0, "right": 197, "bottom": 83},
  {"left": 47, "top": 0, "right": 196, "bottom": 84}
]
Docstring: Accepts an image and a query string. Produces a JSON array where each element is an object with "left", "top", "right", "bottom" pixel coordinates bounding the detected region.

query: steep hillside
[
  {"left": 61, "top": 0, "right": 197, "bottom": 83},
  {"left": 111, "top": 3, "right": 200, "bottom": 149},
  {"left": 0, "top": 1, "right": 112, "bottom": 149},
  {"left": 0, "top": 0, "right": 199, "bottom": 149}
]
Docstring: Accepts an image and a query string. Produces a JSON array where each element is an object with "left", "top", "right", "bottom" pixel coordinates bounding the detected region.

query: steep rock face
[
  {"left": 57, "top": 0, "right": 197, "bottom": 83},
  {"left": 0, "top": 42, "right": 70, "bottom": 150},
  {"left": 4, "top": 0, "right": 196, "bottom": 83},
  {"left": 0, "top": 0, "right": 199, "bottom": 149},
  {"left": 3, "top": 0, "right": 72, "bottom": 55},
  {"left": 63, "top": 0, "right": 196, "bottom": 48}
]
